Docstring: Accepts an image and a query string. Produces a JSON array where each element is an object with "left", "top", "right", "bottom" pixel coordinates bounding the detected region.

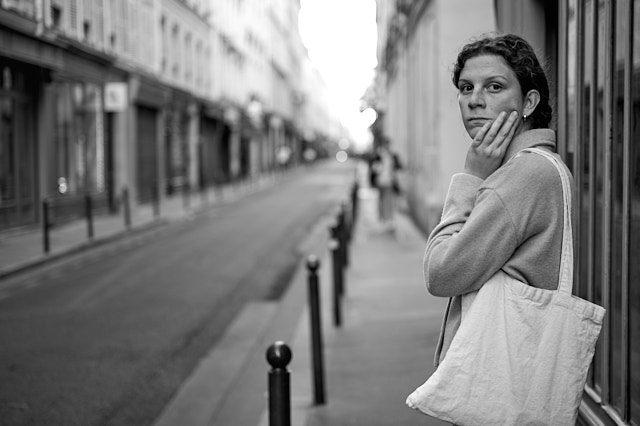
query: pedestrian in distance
[
  {"left": 370, "top": 137, "right": 402, "bottom": 232},
  {"left": 406, "top": 34, "right": 605, "bottom": 426}
]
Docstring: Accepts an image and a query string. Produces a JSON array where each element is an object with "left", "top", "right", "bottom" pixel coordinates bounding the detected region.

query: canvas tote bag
[{"left": 406, "top": 148, "right": 606, "bottom": 426}]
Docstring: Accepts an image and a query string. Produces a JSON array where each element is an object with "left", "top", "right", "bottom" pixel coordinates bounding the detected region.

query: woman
[{"left": 424, "top": 34, "right": 574, "bottom": 366}]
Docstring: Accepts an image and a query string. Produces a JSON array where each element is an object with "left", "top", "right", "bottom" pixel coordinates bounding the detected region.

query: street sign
[{"left": 105, "top": 82, "right": 128, "bottom": 112}]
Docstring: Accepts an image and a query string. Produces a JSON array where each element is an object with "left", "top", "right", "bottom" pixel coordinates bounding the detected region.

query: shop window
[
  {"left": 52, "top": 81, "right": 106, "bottom": 196},
  {"left": 629, "top": 3, "right": 640, "bottom": 422},
  {"left": 610, "top": 0, "right": 627, "bottom": 416},
  {"left": 578, "top": 0, "right": 594, "bottom": 332},
  {"left": 590, "top": 0, "right": 607, "bottom": 396},
  {"left": 0, "top": 97, "right": 15, "bottom": 225},
  {"left": 0, "top": 65, "right": 35, "bottom": 230},
  {"left": 566, "top": 1, "right": 640, "bottom": 424},
  {"left": 566, "top": 0, "right": 579, "bottom": 175}
]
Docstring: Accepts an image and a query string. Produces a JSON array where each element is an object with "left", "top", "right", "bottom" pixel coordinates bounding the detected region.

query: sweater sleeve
[{"left": 424, "top": 173, "right": 520, "bottom": 297}]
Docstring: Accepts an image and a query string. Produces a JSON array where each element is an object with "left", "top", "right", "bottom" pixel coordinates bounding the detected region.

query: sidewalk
[
  {"left": 0, "top": 175, "right": 282, "bottom": 282},
  {"left": 152, "top": 182, "right": 450, "bottom": 425},
  {"left": 291, "top": 187, "right": 450, "bottom": 426}
]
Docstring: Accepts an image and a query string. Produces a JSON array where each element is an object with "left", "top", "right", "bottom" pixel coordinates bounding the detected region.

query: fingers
[
  {"left": 472, "top": 121, "right": 492, "bottom": 146},
  {"left": 499, "top": 110, "right": 519, "bottom": 143},
  {"left": 473, "top": 110, "right": 519, "bottom": 150}
]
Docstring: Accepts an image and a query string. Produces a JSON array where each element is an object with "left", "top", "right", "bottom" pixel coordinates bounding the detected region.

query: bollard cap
[
  {"left": 306, "top": 255, "right": 319, "bottom": 270},
  {"left": 266, "top": 341, "right": 292, "bottom": 368}
]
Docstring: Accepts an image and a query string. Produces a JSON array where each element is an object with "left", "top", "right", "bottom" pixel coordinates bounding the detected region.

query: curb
[
  {"left": 0, "top": 218, "right": 169, "bottom": 281},
  {"left": 151, "top": 208, "right": 337, "bottom": 426}
]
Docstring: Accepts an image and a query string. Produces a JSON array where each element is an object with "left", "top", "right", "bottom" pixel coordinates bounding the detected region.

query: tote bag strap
[{"left": 521, "top": 148, "right": 574, "bottom": 294}]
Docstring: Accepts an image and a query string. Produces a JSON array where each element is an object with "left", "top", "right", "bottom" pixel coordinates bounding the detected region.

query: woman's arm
[{"left": 424, "top": 173, "right": 519, "bottom": 297}]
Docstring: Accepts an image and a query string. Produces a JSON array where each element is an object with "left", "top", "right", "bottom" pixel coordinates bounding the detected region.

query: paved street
[{"left": 0, "top": 160, "right": 356, "bottom": 426}]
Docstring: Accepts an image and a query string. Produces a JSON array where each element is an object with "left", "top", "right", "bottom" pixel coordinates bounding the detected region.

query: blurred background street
[
  {"left": 0, "top": 160, "right": 355, "bottom": 425},
  {"left": 0, "top": 0, "right": 638, "bottom": 425}
]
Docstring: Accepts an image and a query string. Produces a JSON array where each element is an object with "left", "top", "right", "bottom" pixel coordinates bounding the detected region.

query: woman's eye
[
  {"left": 487, "top": 83, "right": 502, "bottom": 92},
  {"left": 459, "top": 84, "right": 472, "bottom": 94}
]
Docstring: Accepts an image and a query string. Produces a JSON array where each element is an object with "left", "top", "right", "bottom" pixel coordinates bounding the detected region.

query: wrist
[{"left": 463, "top": 167, "right": 488, "bottom": 180}]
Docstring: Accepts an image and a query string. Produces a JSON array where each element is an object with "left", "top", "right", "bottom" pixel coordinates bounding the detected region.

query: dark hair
[{"left": 451, "top": 34, "right": 552, "bottom": 129}]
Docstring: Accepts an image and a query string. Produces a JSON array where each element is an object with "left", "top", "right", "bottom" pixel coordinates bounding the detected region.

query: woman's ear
[{"left": 523, "top": 89, "right": 541, "bottom": 118}]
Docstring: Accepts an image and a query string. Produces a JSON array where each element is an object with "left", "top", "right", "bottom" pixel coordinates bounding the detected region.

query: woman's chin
[{"left": 466, "top": 127, "right": 480, "bottom": 140}]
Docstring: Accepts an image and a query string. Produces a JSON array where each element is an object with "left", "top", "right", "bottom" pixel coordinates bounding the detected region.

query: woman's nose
[{"left": 469, "top": 90, "right": 485, "bottom": 108}]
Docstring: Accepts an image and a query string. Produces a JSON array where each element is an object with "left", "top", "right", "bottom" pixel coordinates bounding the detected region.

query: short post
[
  {"left": 122, "top": 187, "right": 131, "bottom": 229},
  {"left": 152, "top": 185, "right": 160, "bottom": 217},
  {"left": 330, "top": 219, "right": 345, "bottom": 298},
  {"left": 339, "top": 203, "right": 349, "bottom": 268},
  {"left": 351, "top": 181, "right": 359, "bottom": 230},
  {"left": 42, "top": 198, "right": 50, "bottom": 253},
  {"left": 306, "top": 255, "right": 326, "bottom": 405},
  {"left": 183, "top": 181, "right": 190, "bottom": 209},
  {"left": 329, "top": 237, "right": 343, "bottom": 327},
  {"left": 266, "top": 341, "right": 292, "bottom": 426},
  {"left": 85, "top": 193, "right": 94, "bottom": 239},
  {"left": 214, "top": 182, "right": 223, "bottom": 202},
  {"left": 200, "top": 182, "right": 208, "bottom": 205}
]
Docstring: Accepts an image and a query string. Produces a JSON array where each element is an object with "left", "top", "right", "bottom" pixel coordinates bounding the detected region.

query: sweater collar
[{"left": 502, "top": 128, "right": 556, "bottom": 165}]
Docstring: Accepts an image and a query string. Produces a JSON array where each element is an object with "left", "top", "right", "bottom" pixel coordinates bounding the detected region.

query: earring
[{"left": 523, "top": 114, "right": 528, "bottom": 122}]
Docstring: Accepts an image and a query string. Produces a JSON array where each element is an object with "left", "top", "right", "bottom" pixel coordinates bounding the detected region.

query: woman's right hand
[{"left": 463, "top": 110, "right": 519, "bottom": 180}]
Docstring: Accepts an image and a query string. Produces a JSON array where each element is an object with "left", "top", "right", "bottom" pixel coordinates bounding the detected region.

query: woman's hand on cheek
[{"left": 464, "top": 110, "right": 519, "bottom": 180}]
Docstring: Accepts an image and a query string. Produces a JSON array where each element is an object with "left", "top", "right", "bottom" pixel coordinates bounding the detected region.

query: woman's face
[{"left": 457, "top": 54, "right": 525, "bottom": 139}]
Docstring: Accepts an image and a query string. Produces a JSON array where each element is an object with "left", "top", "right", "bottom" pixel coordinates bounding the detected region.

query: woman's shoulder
[{"left": 483, "top": 150, "right": 566, "bottom": 203}]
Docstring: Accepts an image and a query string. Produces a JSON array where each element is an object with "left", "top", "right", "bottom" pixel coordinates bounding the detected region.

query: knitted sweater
[{"left": 424, "top": 129, "right": 575, "bottom": 366}]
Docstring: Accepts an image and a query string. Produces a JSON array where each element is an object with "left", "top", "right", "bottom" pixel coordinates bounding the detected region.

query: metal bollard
[
  {"left": 306, "top": 255, "right": 326, "bottom": 405},
  {"left": 330, "top": 217, "right": 346, "bottom": 297},
  {"left": 351, "top": 181, "right": 359, "bottom": 230},
  {"left": 183, "top": 181, "right": 190, "bottom": 209},
  {"left": 152, "top": 185, "right": 160, "bottom": 217},
  {"left": 122, "top": 187, "right": 131, "bottom": 229},
  {"left": 266, "top": 341, "right": 292, "bottom": 426},
  {"left": 42, "top": 199, "right": 50, "bottom": 253},
  {"left": 85, "top": 193, "right": 94, "bottom": 239},
  {"left": 329, "top": 238, "right": 343, "bottom": 327},
  {"left": 339, "top": 203, "right": 349, "bottom": 268},
  {"left": 200, "top": 183, "right": 208, "bottom": 205}
]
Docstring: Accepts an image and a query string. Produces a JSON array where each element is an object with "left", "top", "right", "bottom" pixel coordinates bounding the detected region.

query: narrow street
[{"left": 0, "top": 160, "right": 356, "bottom": 426}]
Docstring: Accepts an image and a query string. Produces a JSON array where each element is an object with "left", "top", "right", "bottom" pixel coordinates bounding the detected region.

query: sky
[{"left": 298, "top": 0, "right": 378, "bottom": 150}]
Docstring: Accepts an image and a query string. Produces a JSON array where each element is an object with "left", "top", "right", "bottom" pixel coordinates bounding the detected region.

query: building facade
[
  {"left": 553, "top": 1, "right": 639, "bottom": 424},
  {"left": 0, "top": 0, "right": 339, "bottom": 231},
  {"left": 373, "top": 1, "right": 639, "bottom": 425},
  {"left": 371, "top": 0, "right": 496, "bottom": 233}
]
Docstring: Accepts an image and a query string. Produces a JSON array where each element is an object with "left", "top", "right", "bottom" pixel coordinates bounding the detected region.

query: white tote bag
[{"left": 406, "top": 148, "right": 606, "bottom": 426}]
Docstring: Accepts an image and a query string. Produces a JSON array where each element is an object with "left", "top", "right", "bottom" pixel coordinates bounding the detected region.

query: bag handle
[{"left": 521, "top": 148, "right": 574, "bottom": 295}]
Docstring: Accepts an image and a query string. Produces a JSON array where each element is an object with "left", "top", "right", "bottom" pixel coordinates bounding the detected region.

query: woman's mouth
[{"left": 467, "top": 117, "right": 492, "bottom": 127}]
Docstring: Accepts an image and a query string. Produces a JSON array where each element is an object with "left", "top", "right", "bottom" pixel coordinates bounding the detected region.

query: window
[
  {"left": 52, "top": 82, "right": 106, "bottom": 196},
  {"left": 83, "top": 20, "right": 91, "bottom": 41},
  {"left": 69, "top": 0, "right": 78, "bottom": 34},
  {"left": 562, "top": 0, "right": 640, "bottom": 424},
  {"left": 610, "top": 0, "right": 628, "bottom": 415},
  {"left": 0, "top": 64, "right": 35, "bottom": 230},
  {"left": 629, "top": 3, "right": 640, "bottom": 423},
  {"left": 1, "top": 0, "right": 36, "bottom": 17},
  {"left": 566, "top": 0, "right": 578, "bottom": 175},
  {"left": 160, "top": 16, "right": 167, "bottom": 73},
  {"left": 172, "top": 24, "right": 180, "bottom": 79},
  {"left": 185, "top": 33, "right": 192, "bottom": 83},
  {"left": 51, "top": 5, "right": 62, "bottom": 28}
]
